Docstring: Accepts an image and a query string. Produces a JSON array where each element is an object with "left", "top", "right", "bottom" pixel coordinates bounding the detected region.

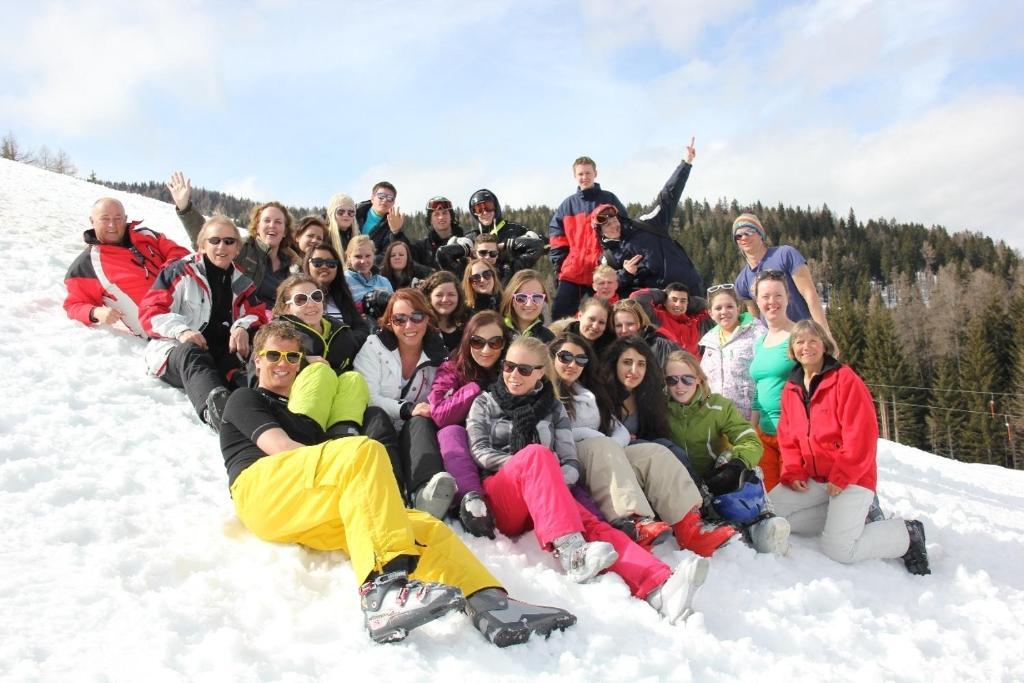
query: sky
[{"left": 2, "top": 0, "right": 1022, "bottom": 250}]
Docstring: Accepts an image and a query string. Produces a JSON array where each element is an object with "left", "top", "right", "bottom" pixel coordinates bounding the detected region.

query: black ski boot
[
  {"left": 203, "top": 387, "right": 230, "bottom": 434},
  {"left": 466, "top": 588, "right": 576, "bottom": 647},
  {"left": 325, "top": 420, "right": 361, "bottom": 440},
  {"left": 459, "top": 491, "right": 496, "bottom": 539},
  {"left": 902, "top": 520, "right": 931, "bottom": 575},
  {"left": 359, "top": 571, "right": 465, "bottom": 643}
]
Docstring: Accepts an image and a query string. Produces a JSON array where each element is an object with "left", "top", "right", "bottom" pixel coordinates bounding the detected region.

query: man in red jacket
[
  {"left": 63, "top": 197, "right": 189, "bottom": 336},
  {"left": 630, "top": 283, "right": 710, "bottom": 357}
]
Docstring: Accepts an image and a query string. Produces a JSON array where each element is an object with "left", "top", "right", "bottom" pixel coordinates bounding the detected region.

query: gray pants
[
  {"left": 575, "top": 437, "right": 702, "bottom": 525},
  {"left": 769, "top": 481, "right": 910, "bottom": 564}
]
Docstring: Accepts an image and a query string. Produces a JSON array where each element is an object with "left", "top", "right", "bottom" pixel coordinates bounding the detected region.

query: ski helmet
[
  {"left": 468, "top": 189, "right": 502, "bottom": 221},
  {"left": 711, "top": 470, "right": 766, "bottom": 524}
]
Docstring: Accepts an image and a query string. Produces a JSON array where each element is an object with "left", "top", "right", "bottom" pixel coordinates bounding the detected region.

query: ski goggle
[
  {"left": 472, "top": 200, "right": 496, "bottom": 214},
  {"left": 512, "top": 293, "right": 546, "bottom": 305},
  {"left": 391, "top": 311, "right": 428, "bottom": 326},
  {"left": 258, "top": 349, "right": 304, "bottom": 364},
  {"left": 309, "top": 258, "right": 339, "bottom": 269},
  {"left": 206, "top": 236, "right": 238, "bottom": 246},
  {"left": 665, "top": 374, "right": 698, "bottom": 387},
  {"left": 427, "top": 197, "right": 452, "bottom": 211},
  {"left": 286, "top": 290, "right": 324, "bottom": 306},
  {"left": 555, "top": 350, "right": 589, "bottom": 367},
  {"left": 469, "top": 335, "right": 505, "bottom": 350},
  {"left": 468, "top": 270, "right": 494, "bottom": 284},
  {"left": 594, "top": 208, "right": 619, "bottom": 225},
  {"left": 502, "top": 360, "right": 543, "bottom": 376}
]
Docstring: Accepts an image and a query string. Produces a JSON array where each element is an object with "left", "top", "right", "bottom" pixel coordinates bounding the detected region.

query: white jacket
[
  {"left": 566, "top": 384, "right": 631, "bottom": 446},
  {"left": 353, "top": 329, "right": 447, "bottom": 429}
]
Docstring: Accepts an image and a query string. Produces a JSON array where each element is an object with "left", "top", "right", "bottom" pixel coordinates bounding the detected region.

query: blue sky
[{"left": 2, "top": 0, "right": 1023, "bottom": 249}]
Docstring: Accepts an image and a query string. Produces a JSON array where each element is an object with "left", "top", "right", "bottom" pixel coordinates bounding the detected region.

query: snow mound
[{"left": 1, "top": 158, "right": 1022, "bottom": 682}]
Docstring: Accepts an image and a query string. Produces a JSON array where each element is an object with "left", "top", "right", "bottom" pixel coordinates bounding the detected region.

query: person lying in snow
[{"left": 218, "top": 320, "right": 577, "bottom": 646}]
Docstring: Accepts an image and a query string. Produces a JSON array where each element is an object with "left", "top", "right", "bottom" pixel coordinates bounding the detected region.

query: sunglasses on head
[
  {"left": 502, "top": 360, "right": 543, "bottom": 376},
  {"left": 512, "top": 292, "right": 546, "bottom": 305},
  {"left": 476, "top": 249, "right": 499, "bottom": 258},
  {"left": 310, "top": 257, "right": 339, "bottom": 269},
  {"left": 665, "top": 374, "right": 698, "bottom": 387},
  {"left": 207, "top": 236, "right": 238, "bottom": 246},
  {"left": 392, "top": 311, "right": 428, "bottom": 326},
  {"left": 335, "top": 207, "right": 356, "bottom": 217},
  {"left": 733, "top": 228, "right": 759, "bottom": 240},
  {"left": 427, "top": 198, "right": 452, "bottom": 212},
  {"left": 468, "top": 270, "right": 494, "bottom": 284},
  {"left": 555, "top": 350, "right": 589, "bottom": 367},
  {"left": 286, "top": 289, "right": 324, "bottom": 306},
  {"left": 258, "top": 349, "right": 304, "bottom": 365},
  {"left": 469, "top": 335, "right": 505, "bottom": 350},
  {"left": 374, "top": 192, "right": 396, "bottom": 202},
  {"left": 472, "top": 200, "right": 496, "bottom": 214},
  {"left": 754, "top": 269, "right": 786, "bottom": 281},
  {"left": 707, "top": 283, "right": 735, "bottom": 295},
  {"left": 594, "top": 208, "right": 619, "bottom": 225}
]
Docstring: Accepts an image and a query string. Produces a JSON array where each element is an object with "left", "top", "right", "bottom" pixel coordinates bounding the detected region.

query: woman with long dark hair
[
  {"left": 419, "top": 270, "right": 471, "bottom": 352},
  {"left": 598, "top": 335, "right": 736, "bottom": 556},
  {"left": 301, "top": 243, "right": 368, "bottom": 339},
  {"left": 381, "top": 240, "right": 432, "bottom": 290}
]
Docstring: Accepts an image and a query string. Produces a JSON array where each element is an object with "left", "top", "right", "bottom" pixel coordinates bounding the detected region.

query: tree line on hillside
[{"left": 5, "top": 138, "right": 1022, "bottom": 469}]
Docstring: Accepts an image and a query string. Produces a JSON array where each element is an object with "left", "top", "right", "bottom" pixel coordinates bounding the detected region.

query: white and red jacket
[
  {"left": 139, "top": 254, "right": 269, "bottom": 377},
  {"left": 63, "top": 224, "right": 189, "bottom": 336}
]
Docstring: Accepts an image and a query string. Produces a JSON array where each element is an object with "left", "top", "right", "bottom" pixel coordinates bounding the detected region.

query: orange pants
[{"left": 756, "top": 428, "right": 781, "bottom": 492}]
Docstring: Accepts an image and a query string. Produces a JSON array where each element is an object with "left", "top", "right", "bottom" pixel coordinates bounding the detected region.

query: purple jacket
[{"left": 429, "top": 359, "right": 483, "bottom": 427}]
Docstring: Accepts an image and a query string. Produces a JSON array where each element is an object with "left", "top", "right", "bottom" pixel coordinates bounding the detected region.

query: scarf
[{"left": 489, "top": 378, "right": 556, "bottom": 453}]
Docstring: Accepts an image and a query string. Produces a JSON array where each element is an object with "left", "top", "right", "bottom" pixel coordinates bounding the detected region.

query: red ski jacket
[
  {"left": 63, "top": 223, "right": 189, "bottom": 336},
  {"left": 777, "top": 358, "right": 879, "bottom": 492}
]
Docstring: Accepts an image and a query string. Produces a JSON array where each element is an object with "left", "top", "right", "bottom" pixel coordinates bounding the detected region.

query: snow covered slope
[{"left": 1, "top": 158, "right": 1022, "bottom": 682}]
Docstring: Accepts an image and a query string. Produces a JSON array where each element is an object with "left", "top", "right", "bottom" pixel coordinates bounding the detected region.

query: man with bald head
[{"left": 64, "top": 197, "right": 189, "bottom": 336}]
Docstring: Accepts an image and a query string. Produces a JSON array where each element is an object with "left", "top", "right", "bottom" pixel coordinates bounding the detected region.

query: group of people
[{"left": 63, "top": 141, "right": 931, "bottom": 648}]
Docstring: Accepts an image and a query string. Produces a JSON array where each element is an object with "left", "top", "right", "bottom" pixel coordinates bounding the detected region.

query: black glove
[
  {"left": 362, "top": 289, "right": 392, "bottom": 319},
  {"left": 459, "top": 491, "right": 496, "bottom": 539},
  {"left": 688, "top": 295, "right": 707, "bottom": 316},
  {"left": 704, "top": 458, "right": 748, "bottom": 497}
]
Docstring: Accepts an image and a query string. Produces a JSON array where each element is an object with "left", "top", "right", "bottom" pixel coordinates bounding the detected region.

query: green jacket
[
  {"left": 666, "top": 388, "right": 763, "bottom": 478},
  {"left": 178, "top": 202, "right": 271, "bottom": 293}
]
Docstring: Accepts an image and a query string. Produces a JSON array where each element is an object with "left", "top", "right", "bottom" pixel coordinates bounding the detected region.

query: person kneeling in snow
[{"left": 219, "top": 320, "right": 576, "bottom": 646}]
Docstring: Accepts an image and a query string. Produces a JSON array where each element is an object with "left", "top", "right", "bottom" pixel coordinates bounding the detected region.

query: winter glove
[
  {"left": 561, "top": 463, "right": 580, "bottom": 487},
  {"left": 687, "top": 295, "right": 707, "bottom": 316},
  {"left": 704, "top": 458, "right": 749, "bottom": 497},
  {"left": 459, "top": 491, "right": 495, "bottom": 539}
]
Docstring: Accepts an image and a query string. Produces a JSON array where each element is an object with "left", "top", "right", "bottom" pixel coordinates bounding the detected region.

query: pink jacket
[{"left": 429, "top": 359, "right": 484, "bottom": 428}]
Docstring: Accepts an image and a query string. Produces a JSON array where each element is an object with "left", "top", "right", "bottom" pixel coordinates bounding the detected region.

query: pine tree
[
  {"left": 957, "top": 315, "right": 1000, "bottom": 464},
  {"left": 828, "top": 292, "right": 866, "bottom": 371},
  {"left": 927, "top": 357, "right": 966, "bottom": 459}
]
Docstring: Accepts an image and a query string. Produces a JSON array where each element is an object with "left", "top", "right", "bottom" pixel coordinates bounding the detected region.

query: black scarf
[{"left": 489, "top": 378, "right": 556, "bottom": 453}]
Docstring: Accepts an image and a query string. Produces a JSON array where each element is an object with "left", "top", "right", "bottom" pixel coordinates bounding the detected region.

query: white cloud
[{"left": 0, "top": 0, "right": 221, "bottom": 135}]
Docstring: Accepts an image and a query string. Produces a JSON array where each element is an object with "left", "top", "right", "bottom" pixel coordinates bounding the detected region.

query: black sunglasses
[
  {"left": 207, "top": 236, "right": 238, "bottom": 246},
  {"left": 754, "top": 269, "right": 786, "bottom": 281},
  {"left": 310, "top": 257, "right": 339, "bottom": 268},
  {"left": 502, "top": 360, "right": 543, "bottom": 376},
  {"left": 476, "top": 249, "right": 499, "bottom": 258},
  {"left": 468, "top": 270, "right": 494, "bottom": 284},
  {"left": 555, "top": 350, "right": 589, "bottom": 367}
]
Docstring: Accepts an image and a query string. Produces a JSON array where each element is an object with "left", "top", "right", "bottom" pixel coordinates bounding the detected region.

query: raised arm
[
  {"left": 635, "top": 137, "right": 696, "bottom": 235},
  {"left": 166, "top": 171, "right": 203, "bottom": 248}
]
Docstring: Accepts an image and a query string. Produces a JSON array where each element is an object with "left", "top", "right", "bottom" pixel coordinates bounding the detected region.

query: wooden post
[{"left": 891, "top": 394, "right": 900, "bottom": 443}]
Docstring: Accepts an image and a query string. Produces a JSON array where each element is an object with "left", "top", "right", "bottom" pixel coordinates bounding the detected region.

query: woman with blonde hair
[
  {"left": 611, "top": 299, "right": 678, "bottom": 368},
  {"left": 462, "top": 258, "right": 503, "bottom": 313},
  {"left": 500, "top": 269, "right": 554, "bottom": 342},
  {"left": 326, "top": 192, "right": 359, "bottom": 254},
  {"left": 344, "top": 235, "right": 394, "bottom": 305},
  {"left": 663, "top": 349, "right": 789, "bottom": 555},
  {"left": 467, "top": 335, "right": 711, "bottom": 623}
]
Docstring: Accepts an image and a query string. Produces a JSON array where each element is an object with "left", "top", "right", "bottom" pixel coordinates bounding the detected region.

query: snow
[{"left": 1, "top": 157, "right": 1023, "bottom": 682}]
